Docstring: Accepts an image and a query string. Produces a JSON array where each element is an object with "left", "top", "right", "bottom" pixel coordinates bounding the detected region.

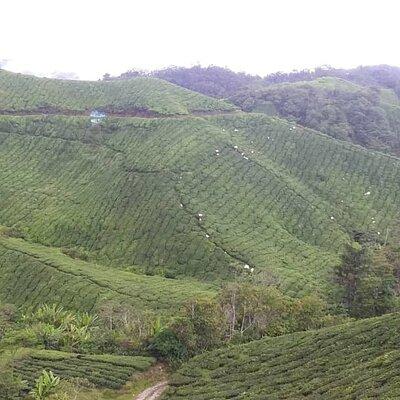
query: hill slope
[
  {"left": 11, "top": 350, "right": 155, "bottom": 390},
  {"left": 166, "top": 312, "right": 400, "bottom": 399},
  {"left": 0, "top": 110, "right": 399, "bottom": 296},
  {"left": 0, "top": 232, "right": 215, "bottom": 314},
  {"left": 0, "top": 70, "right": 235, "bottom": 115}
]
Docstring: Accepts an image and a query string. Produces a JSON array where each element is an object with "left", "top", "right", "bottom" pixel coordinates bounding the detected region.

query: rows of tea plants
[
  {"left": 13, "top": 349, "right": 155, "bottom": 389},
  {"left": 166, "top": 312, "right": 400, "bottom": 399},
  {"left": 0, "top": 112, "right": 399, "bottom": 294},
  {"left": 0, "top": 235, "right": 216, "bottom": 314},
  {"left": 0, "top": 70, "right": 235, "bottom": 115}
]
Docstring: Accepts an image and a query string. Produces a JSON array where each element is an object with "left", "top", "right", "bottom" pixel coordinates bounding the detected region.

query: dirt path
[{"left": 134, "top": 381, "right": 168, "bottom": 400}]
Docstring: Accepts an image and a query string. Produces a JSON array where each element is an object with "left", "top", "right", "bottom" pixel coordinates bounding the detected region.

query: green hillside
[
  {"left": 166, "top": 312, "right": 400, "bottom": 399},
  {"left": 0, "top": 70, "right": 235, "bottom": 115},
  {"left": 0, "top": 108, "right": 399, "bottom": 296},
  {"left": 10, "top": 349, "right": 155, "bottom": 390},
  {"left": 0, "top": 233, "right": 215, "bottom": 314}
]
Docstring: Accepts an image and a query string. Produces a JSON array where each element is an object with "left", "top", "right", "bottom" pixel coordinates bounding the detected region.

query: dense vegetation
[
  {"left": 166, "top": 312, "right": 400, "bottom": 399},
  {"left": 105, "top": 65, "right": 260, "bottom": 98},
  {"left": 231, "top": 77, "right": 400, "bottom": 154}
]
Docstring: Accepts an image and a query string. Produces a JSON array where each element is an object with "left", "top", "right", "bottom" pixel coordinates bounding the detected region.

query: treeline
[
  {"left": 149, "top": 285, "right": 347, "bottom": 364},
  {"left": 105, "top": 64, "right": 400, "bottom": 100},
  {"left": 150, "top": 231, "right": 400, "bottom": 363},
  {"left": 263, "top": 65, "right": 400, "bottom": 95},
  {"left": 231, "top": 82, "right": 400, "bottom": 151},
  {"left": 103, "top": 65, "right": 261, "bottom": 98}
]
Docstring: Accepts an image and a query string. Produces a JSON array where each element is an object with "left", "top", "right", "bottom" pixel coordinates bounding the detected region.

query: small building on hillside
[{"left": 90, "top": 110, "right": 107, "bottom": 125}]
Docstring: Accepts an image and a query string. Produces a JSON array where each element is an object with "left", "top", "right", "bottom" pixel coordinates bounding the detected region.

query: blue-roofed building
[{"left": 90, "top": 110, "right": 107, "bottom": 124}]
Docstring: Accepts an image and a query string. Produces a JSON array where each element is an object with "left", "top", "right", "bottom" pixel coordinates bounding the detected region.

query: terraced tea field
[
  {"left": 0, "top": 234, "right": 216, "bottom": 313},
  {"left": 11, "top": 349, "right": 155, "bottom": 389},
  {"left": 0, "top": 70, "right": 235, "bottom": 115},
  {"left": 166, "top": 312, "right": 400, "bottom": 399},
  {"left": 0, "top": 108, "right": 399, "bottom": 295}
]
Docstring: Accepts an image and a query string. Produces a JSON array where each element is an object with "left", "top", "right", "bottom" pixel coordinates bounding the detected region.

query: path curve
[{"left": 134, "top": 381, "right": 168, "bottom": 400}]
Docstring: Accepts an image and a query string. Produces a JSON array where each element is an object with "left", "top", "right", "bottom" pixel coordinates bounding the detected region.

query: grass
[
  {"left": 0, "top": 70, "right": 235, "bottom": 115},
  {"left": 166, "top": 312, "right": 400, "bottom": 399},
  {"left": 0, "top": 110, "right": 399, "bottom": 296}
]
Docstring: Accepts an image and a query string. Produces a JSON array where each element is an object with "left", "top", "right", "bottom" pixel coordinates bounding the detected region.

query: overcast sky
[{"left": 1, "top": 0, "right": 399, "bottom": 80}]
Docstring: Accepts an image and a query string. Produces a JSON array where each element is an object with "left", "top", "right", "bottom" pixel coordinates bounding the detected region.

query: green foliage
[
  {"left": 30, "top": 370, "right": 60, "bottom": 400},
  {"left": 334, "top": 241, "right": 396, "bottom": 318},
  {"left": 149, "top": 285, "right": 343, "bottom": 363},
  {"left": 149, "top": 328, "right": 188, "bottom": 363},
  {"left": 166, "top": 313, "right": 400, "bottom": 399},
  {"left": 231, "top": 77, "right": 400, "bottom": 154}
]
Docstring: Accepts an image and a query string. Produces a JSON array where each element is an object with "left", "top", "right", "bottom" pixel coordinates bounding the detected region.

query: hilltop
[
  {"left": 166, "top": 312, "right": 400, "bottom": 399},
  {"left": 0, "top": 70, "right": 235, "bottom": 116}
]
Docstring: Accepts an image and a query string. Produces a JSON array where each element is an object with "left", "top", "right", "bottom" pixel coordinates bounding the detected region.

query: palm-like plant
[{"left": 30, "top": 370, "right": 60, "bottom": 400}]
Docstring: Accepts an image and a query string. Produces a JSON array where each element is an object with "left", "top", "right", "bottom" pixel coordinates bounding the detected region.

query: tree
[
  {"left": 220, "top": 283, "right": 290, "bottom": 340},
  {"left": 148, "top": 327, "right": 188, "bottom": 362},
  {"left": 334, "top": 241, "right": 396, "bottom": 318}
]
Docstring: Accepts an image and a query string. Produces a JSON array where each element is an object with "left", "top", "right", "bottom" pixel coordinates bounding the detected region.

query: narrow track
[{"left": 134, "top": 381, "right": 168, "bottom": 400}]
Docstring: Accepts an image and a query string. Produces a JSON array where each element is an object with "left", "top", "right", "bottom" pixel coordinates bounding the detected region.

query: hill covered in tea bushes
[
  {"left": 0, "top": 232, "right": 215, "bottom": 314},
  {"left": 0, "top": 70, "right": 235, "bottom": 116},
  {"left": 0, "top": 78, "right": 399, "bottom": 296},
  {"left": 166, "top": 312, "right": 400, "bottom": 399}
]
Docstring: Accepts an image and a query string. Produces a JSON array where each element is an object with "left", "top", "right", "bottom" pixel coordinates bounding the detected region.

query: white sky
[{"left": 1, "top": 0, "right": 399, "bottom": 81}]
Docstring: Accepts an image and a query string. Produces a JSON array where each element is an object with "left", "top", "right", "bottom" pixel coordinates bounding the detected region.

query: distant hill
[
  {"left": 0, "top": 69, "right": 235, "bottom": 115},
  {"left": 106, "top": 65, "right": 260, "bottom": 99},
  {"left": 166, "top": 312, "right": 400, "bottom": 399},
  {"left": 114, "top": 65, "right": 400, "bottom": 154},
  {"left": 0, "top": 72, "right": 399, "bottom": 297},
  {"left": 232, "top": 76, "right": 400, "bottom": 154}
]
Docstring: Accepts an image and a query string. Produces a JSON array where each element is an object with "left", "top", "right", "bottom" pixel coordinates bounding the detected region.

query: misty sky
[{"left": 1, "top": 0, "right": 399, "bottom": 81}]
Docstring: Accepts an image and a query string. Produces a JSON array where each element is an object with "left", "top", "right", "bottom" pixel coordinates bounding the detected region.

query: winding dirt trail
[{"left": 134, "top": 381, "right": 168, "bottom": 400}]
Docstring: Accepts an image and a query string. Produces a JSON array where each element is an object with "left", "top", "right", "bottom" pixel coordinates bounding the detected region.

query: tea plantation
[
  {"left": 0, "top": 234, "right": 215, "bottom": 314},
  {"left": 0, "top": 107, "right": 399, "bottom": 295},
  {"left": 166, "top": 312, "right": 400, "bottom": 399},
  {"left": 0, "top": 70, "right": 235, "bottom": 115},
  {"left": 11, "top": 349, "right": 155, "bottom": 389}
]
